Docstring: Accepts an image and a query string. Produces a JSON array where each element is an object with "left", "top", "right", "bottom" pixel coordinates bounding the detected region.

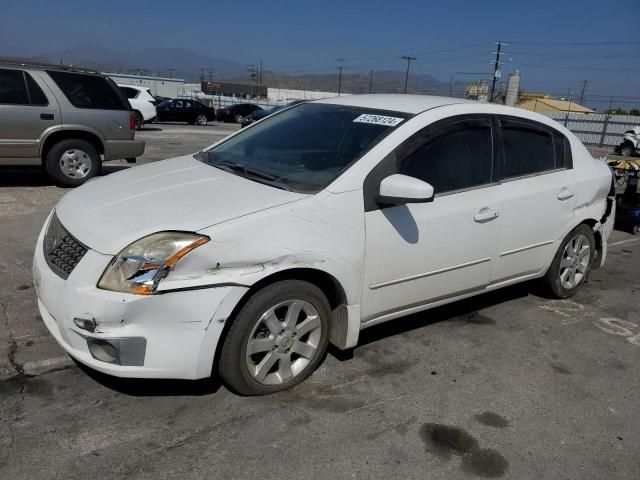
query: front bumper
[
  {"left": 33, "top": 218, "right": 248, "bottom": 379},
  {"left": 104, "top": 139, "right": 145, "bottom": 161}
]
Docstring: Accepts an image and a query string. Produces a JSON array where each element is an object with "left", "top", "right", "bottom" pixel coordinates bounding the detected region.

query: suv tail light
[{"left": 129, "top": 113, "right": 136, "bottom": 130}]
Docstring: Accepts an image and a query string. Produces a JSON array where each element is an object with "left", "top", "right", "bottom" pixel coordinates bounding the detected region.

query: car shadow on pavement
[
  {"left": 0, "top": 165, "right": 131, "bottom": 187},
  {"left": 137, "top": 126, "right": 163, "bottom": 131},
  {"left": 75, "top": 360, "right": 222, "bottom": 397},
  {"left": 329, "top": 283, "right": 531, "bottom": 361}
]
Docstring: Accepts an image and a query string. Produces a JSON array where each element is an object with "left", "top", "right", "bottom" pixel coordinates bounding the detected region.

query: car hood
[{"left": 55, "top": 156, "right": 307, "bottom": 254}]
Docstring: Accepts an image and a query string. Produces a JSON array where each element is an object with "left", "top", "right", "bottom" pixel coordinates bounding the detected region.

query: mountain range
[{"left": 0, "top": 47, "right": 450, "bottom": 95}]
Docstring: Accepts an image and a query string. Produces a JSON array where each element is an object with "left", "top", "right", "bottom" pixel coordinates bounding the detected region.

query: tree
[
  {"left": 605, "top": 108, "right": 628, "bottom": 115},
  {"left": 629, "top": 109, "right": 640, "bottom": 116}
]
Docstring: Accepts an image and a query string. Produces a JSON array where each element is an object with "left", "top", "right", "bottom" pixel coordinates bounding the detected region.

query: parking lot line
[{"left": 609, "top": 238, "right": 639, "bottom": 248}]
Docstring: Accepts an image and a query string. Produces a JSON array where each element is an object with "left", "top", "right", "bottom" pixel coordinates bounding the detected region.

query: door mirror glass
[{"left": 376, "top": 174, "right": 434, "bottom": 206}]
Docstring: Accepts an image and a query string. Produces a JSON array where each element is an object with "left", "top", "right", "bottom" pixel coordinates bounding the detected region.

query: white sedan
[{"left": 33, "top": 95, "right": 615, "bottom": 395}]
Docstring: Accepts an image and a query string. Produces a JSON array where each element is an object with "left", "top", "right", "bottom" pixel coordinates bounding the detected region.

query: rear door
[
  {"left": 0, "top": 68, "right": 59, "bottom": 161},
  {"left": 490, "top": 116, "right": 575, "bottom": 285}
]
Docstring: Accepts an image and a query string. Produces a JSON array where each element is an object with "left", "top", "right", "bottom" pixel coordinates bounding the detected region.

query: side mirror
[{"left": 376, "top": 174, "right": 434, "bottom": 206}]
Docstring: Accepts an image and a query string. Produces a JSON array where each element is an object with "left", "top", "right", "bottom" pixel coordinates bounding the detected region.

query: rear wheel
[
  {"left": 195, "top": 113, "right": 208, "bottom": 125},
  {"left": 541, "top": 224, "right": 595, "bottom": 298},
  {"left": 45, "top": 139, "right": 101, "bottom": 187},
  {"left": 133, "top": 111, "right": 143, "bottom": 130},
  {"left": 218, "top": 280, "right": 330, "bottom": 395},
  {"left": 235, "top": 113, "right": 244, "bottom": 124},
  {"left": 620, "top": 142, "right": 634, "bottom": 157}
]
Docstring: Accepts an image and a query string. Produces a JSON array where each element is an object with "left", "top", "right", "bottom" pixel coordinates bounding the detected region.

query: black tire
[
  {"left": 45, "top": 139, "right": 101, "bottom": 187},
  {"left": 195, "top": 113, "right": 208, "bottom": 126},
  {"left": 133, "top": 111, "right": 143, "bottom": 130},
  {"left": 541, "top": 224, "right": 595, "bottom": 298},
  {"left": 218, "top": 280, "right": 331, "bottom": 396},
  {"left": 235, "top": 113, "right": 244, "bottom": 124},
  {"left": 620, "top": 142, "right": 634, "bottom": 157}
]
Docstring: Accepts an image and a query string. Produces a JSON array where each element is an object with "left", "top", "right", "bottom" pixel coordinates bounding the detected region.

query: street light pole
[{"left": 401, "top": 55, "right": 416, "bottom": 94}]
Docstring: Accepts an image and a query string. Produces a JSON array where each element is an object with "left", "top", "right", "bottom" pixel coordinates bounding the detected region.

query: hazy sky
[{"left": 2, "top": 0, "right": 639, "bottom": 109}]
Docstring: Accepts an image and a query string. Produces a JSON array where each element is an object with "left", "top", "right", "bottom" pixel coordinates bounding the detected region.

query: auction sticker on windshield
[{"left": 353, "top": 114, "right": 404, "bottom": 127}]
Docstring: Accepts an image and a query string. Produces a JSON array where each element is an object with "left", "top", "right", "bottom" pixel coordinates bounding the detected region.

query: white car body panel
[
  {"left": 33, "top": 94, "right": 615, "bottom": 380},
  {"left": 118, "top": 84, "right": 157, "bottom": 121}
]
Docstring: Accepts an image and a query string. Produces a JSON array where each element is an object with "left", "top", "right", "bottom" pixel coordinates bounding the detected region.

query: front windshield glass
[{"left": 199, "top": 103, "right": 409, "bottom": 193}]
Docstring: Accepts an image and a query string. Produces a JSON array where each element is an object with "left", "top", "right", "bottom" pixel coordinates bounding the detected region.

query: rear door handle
[
  {"left": 474, "top": 208, "right": 500, "bottom": 222},
  {"left": 557, "top": 188, "right": 574, "bottom": 201},
  {"left": 40, "top": 113, "right": 54, "bottom": 120}
]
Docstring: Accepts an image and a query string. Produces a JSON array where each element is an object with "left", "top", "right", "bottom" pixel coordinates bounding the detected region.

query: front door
[{"left": 362, "top": 116, "right": 500, "bottom": 322}]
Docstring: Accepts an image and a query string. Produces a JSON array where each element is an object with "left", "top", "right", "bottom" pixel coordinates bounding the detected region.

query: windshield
[{"left": 199, "top": 103, "right": 409, "bottom": 193}]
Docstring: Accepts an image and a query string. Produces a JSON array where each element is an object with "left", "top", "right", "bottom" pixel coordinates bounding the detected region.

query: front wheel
[
  {"left": 235, "top": 113, "right": 244, "bottom": 124},
  {"left": 541, "top": 224, "right": 595, "bottom": 298},
  {"left": 218, "top": 280, "right": 330, "bottom": 395}
]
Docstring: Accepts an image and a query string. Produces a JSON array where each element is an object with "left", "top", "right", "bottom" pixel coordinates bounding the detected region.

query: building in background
[
  {"left": 464, "top": 81, "right": 489, "bottom": 102},
  {"left": 201, "top": 81, "right": 267, "bottom": 99},
  {"left": 516, "top": 98, "right": 593, "bottom": 114},
  {"left": 106, "top": 73, "right": 185, "bottom": 98}
]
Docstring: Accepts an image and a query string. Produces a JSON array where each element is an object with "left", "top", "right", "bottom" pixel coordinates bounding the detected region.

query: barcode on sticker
[{"left": 353, "top": 114, "right": 404, "bottom": 127}]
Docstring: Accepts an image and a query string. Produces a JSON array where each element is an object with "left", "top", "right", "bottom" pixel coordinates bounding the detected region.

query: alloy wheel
[
  {"left": 559, "top": 233, "right": 591, "bottom": 289},
  {"left": 245, "top": 299, "right": 322, "bottom": 385}
]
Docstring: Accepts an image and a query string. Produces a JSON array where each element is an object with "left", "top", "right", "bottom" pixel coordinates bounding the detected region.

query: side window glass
[
  {"left": 25, "top": 73, "right": 48, "bottom": 105},
  {"left": 0, "top": 69, "right": 29, "bottom": 104},
  {"left": 46, "top": 71, "right": 128, "bottom": 110},
  {"left": 500, "top": 120, "right": 555, "bottom": 177},
  {"left": 398, "top": 122, "right": 493, "bottom": 194}
]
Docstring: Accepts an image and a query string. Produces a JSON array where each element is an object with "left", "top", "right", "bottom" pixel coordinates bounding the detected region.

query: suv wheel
[
  {"left": 541, "top": 224, "right": 595, "bottom": 298},
  {"left": 45, "top": 139, "right": 101, "bottom": 187},
  {"left": 620, "top": 142, "right": 634, "bottom": 157},
  {"left": 218, "top": 280, "right": 330, "bottom": 395},
  {"left": 133, "top": 111, "right": 143, "bottom": 130}
]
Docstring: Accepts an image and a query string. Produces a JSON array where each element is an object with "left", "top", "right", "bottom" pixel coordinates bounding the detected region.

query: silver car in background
[{"left": 0, "top": 62, "right": 145, "bottom": 186}]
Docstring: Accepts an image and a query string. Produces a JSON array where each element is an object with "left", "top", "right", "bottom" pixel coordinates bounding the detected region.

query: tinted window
[
  {"left": 0, "top": 69, "right": 29, "bottom": 104},
  {"left": 47, "top": 71, "right": 128, "bottom": 110},
  {"left": 399, "top": 121, "right": 493, "bottom": 194},
  {"left": 500, "top": 120, "right": 555, "bottom": 178},
  {"left": 119, "top": 86, "right": 139, "bottom": 99},
  {"left": 24, "top": 73, "right": 48, "bottom": 105}
]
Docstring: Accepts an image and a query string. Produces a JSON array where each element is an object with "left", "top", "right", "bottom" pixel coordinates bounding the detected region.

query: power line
[{"left": 504, "top": 41, "right": 640, "bottom": 46}]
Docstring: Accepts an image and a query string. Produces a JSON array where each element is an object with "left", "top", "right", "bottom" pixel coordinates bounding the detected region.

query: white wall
[{"left": 106, "top": 73, "right": 185, "bottom": 98}]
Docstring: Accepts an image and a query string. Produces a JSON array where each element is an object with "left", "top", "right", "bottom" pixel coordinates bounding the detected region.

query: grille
[{"left": 43, "top": 213, "right": 88, "bottom": 279}]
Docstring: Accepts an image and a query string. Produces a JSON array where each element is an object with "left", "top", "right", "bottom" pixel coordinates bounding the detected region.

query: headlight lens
[{"left": 97, "top": 232, "right": 209, "bottom": 295}]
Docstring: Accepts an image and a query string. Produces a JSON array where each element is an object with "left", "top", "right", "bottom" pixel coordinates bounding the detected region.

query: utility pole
[
  {"left": 336, "top": 58, "right": 346, "bottom": 95},
  {"left": 579, "top": 80, "right": 588, "bottom": 105},
  {"left": 168, "top": 68, "right": 175, "bottom": 79},
  {"left": 258, "top": 60, "right": 263, "bottom": 85},
  {"left": 401, "top": 55, "right": 416, "bottom": 94},
  {"left": 489, "top": 42, "right": 505, "bottom": 102},
  {"left": 369, "top": 70, "right": 373, "bottom": 94},
  {"left": 200, "top": 69, "right": 205, "bottom": 83},
  {"left": 449, "top": 75, "right": 454, "bottom": 97},
  {"left": 208, "top": 69, "right": 214, "bottom": 83}
]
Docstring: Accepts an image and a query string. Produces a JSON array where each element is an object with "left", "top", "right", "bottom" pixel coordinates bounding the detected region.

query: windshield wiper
[{"left": 209, "top": 159, "right": 292, "bottom": 191}]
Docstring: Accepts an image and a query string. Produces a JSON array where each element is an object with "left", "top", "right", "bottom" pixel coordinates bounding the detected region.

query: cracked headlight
[{"left": 97, "top": 232, "right": 209, "bottom": 295}]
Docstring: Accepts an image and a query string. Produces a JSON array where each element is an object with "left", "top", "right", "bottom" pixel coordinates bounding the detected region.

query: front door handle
[
  {"left": 40, "top": 113, "right": 54, "bottom": 120},
  {"left": 557, "top": 188, "right": 574, "bottom": 201},
  {"left": 474, "top": 208, "right": 500, "bottom": 222}
]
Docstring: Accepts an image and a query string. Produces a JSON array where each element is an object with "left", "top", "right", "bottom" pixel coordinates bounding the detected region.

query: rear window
[
  {"left": 500, "top": 119, "right": 556, "bottom": 178},
  {"left": 119, "top": 86, "right": 139, "bottom": 99},
  {"left": 0, "top": 69, "right": 29, "bottom": 104},
  {"left": 46, "top": 71, "right": 128, "bottom": 110}
]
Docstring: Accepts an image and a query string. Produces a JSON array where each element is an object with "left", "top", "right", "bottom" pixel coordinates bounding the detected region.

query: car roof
[
  {"left": 313, "top": 94, "right": 475, "bottom": 114},
  {"left": 117, "top": 84, "right": 149, "bottom": 91},
  {"left": 0, "top": 60, "right": 102, "bottom": 75}
]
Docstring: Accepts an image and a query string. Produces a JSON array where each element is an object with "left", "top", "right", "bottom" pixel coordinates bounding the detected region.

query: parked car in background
[
  {"left": 217, "top": 103, "right": 262, "bottom": 123},
  {"left": 156, "top": 98, "right": 216, "bottom": 125},
  {"left": 34, "top": 95, "right": 614, "bottom": 395},
  {"left": 118, "top": 84, "right": 158, "bottom": 129},
  {"left": 241, "top": 99, "right": 306, "bottom": 127},
  {"left": 615, "top": 126, "right": 640, "bottom": 157},
  {"left": 0, "top": 62, "right": 144, "bottom": 186}
]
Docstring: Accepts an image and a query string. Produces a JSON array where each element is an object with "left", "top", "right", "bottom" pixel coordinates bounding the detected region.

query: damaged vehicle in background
[
  {"left": 615, "top": 126, "right": 640, "bottom": 157},
  {"left": 33, "top": 95, "right": 615, "bottom": 395}
]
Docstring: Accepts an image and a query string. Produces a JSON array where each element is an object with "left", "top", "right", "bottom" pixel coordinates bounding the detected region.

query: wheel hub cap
[
  {"left": 59, "top": 149, "right": 91, "bottom": 179},
  {"left": 245, "top": 299, "right": 322, "bottom": 385}
]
